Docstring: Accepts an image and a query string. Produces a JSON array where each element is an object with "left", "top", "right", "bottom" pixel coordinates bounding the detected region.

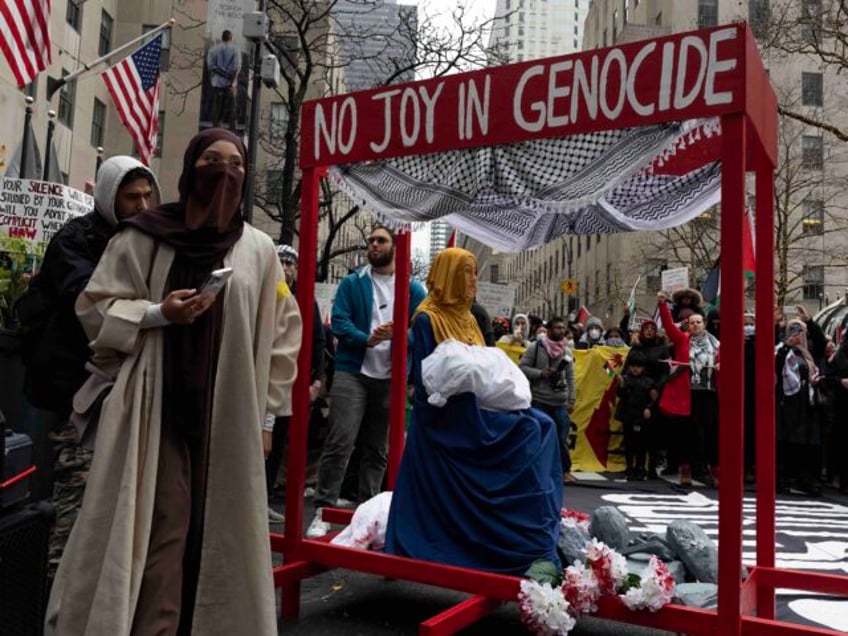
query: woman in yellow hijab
[
  {"left": 385, "top": 247, "right": 563, "bottom": 575},
  {"left": 414, "top": 247, "right": 485, "bottom": 346}
]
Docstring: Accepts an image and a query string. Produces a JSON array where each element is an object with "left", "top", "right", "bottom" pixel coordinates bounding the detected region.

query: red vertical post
[
  {"left": 754, "top": 141, "right": 777, "bottom": 620},
  {"left": 717, "top": 113, "right": 747, "bottom": 636},
  {"left": 387, "top": 230, "right": 411, "bottom": 489},
  {"left": 284, "top": 168, "right": 319, "bottom": 553}
]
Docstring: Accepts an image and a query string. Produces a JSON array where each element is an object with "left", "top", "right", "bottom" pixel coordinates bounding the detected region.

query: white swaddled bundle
[{"left": 421, "top": 339, "right": 531, "bottom": 411}]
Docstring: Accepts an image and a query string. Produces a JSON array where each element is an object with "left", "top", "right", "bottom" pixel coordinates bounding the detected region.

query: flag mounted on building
[
  {"left": 102, "top": 35, "right": 162, "bottom": 165},
  {"left": 0, "top": 0, "right": 52, "bottom": 87}
]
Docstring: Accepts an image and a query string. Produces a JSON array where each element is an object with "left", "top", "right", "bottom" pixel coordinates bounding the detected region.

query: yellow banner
[{"left": 569, "top": 346, "right": 629, "bottom": 472}]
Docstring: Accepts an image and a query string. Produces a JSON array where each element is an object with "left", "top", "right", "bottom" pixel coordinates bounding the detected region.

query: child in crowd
[{"left": 616, "top": 351, "right": 658, "bottom": 480}]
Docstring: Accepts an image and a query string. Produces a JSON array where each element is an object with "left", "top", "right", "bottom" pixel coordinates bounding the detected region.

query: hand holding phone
[{"left": 199, "top": 267, "right": 234, "bottom": 297}]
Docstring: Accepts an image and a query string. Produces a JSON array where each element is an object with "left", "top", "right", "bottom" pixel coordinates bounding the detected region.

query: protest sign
[
  {"left": 661, "top": 266, "right": 689, "bottom": 293},
  {"left": 0, "top": 178, "right": 91, "bottom": 252},
  {"left": 314, "top": 282, "right": 338, "bottom": 322},
  {"left": 475, "top": 281, "right": 516, "bottom": 318}
]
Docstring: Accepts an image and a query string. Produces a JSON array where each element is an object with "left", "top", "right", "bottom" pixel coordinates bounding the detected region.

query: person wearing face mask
[
  {"left": 520, "top": 316, "right": 577, "bottom": 484},
  {"left": 385, "top": 249, "right": 562, "bottom": 575},
  {"left": 576, "top": 316, "right": 606, "bottom": 349},
  {"left": 46, "top": 129, "right": 303, "bottom": 636},
  {"left": 496, "top": 312, "right": 529, "bottom": 364}
]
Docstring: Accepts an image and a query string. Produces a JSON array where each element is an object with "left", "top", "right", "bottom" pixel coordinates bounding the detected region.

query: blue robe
[{"left": 384, "top": 313, "right": 562, "bottom": 575}]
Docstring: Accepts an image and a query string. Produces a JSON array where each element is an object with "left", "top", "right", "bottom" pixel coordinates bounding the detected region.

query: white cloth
[
  {"left": 422, "top": 339, "right": 532, "bottom": 412},
  {"left": 360, "top": 270, "right": 394, "bottom": 379},
  {"left": 331, "top": 492, "right": 393, "bottom": 551}
]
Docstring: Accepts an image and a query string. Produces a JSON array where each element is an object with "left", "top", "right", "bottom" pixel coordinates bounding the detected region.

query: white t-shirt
[{"left": 360, "top": 270, "right": 395, "bottom": 379}]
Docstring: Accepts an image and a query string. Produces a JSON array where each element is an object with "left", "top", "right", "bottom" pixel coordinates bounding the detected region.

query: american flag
[
  {"left": 0, "top": 0, "right": 52, "bottom": 87},
  {"left": 102, "top": 35, "right": 162, "bottom": 165}
]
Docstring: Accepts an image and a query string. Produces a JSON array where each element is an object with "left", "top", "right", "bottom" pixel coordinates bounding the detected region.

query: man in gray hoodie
[
  {"left": 15, "top": 156, "right": 160, "bottom": 578},
  {"left": 519, "top": 317, "right": 577, "bottom": 483}
]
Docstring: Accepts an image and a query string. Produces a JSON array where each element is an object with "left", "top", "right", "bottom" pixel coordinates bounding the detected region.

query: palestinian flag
[
  {"left": 576, "top": 305, "right": 591, "bottom": 324},
  {"left": 603, "top": 359, "right": 617, "bottom": 378},
  {"left": 701, "top": 208, "right": 756, "bottom": 309}
]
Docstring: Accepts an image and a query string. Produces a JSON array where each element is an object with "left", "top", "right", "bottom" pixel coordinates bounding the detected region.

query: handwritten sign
[
  {"left": 0, "top": 178, "right": 91, "bottom": 252},
  {"left": 206, "top": 0, "right": 253, "bottom": 50},
  {"left": 476, "top": 281, "right": 516, "bottom": 319},
  {"left": 301, "top": 25, "right": 746, "bottom": 167},
  {"left": 661, "top": 266, "right": 690, "bottom": 293}
]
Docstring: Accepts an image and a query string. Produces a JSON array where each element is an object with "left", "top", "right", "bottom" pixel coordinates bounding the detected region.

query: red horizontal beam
[
  {"left": 754, "top": 567, "right": 848, "bottom": 596},
  {"left": 297, "top": 540, "right": 520, "bottom": 601},
  {"left": 273, "top": 560, "right": 327, "bottom": 587},
  {"left": 742, "top": 617, "right": 847, "bottom": 636},
  {"left": 301, "top": 24, "right": 751, "bottom": 167},
  {"left": 595, "top": 597, "right": 717, "bottom": 634},
  {"left": 419, "top": 595, "right": 501, "bottom": 636}
]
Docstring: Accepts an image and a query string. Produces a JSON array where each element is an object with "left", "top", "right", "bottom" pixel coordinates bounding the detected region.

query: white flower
[{"left": 518, "top": 580, "right": 577, "bottom": 635}]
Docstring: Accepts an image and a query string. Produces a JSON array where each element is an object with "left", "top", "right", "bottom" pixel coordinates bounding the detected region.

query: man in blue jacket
[{"left": 307, "top": 225, "right": 425, "bottom": 538}]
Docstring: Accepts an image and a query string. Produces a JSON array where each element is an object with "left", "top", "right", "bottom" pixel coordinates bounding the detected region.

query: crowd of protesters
[{"left": 486, "top": 288, "right": 848, "bottom": 495}]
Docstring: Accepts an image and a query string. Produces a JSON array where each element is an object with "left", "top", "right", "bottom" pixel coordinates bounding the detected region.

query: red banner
[{"left": 300, "top": 24, "right": 748, "bottom": 167}]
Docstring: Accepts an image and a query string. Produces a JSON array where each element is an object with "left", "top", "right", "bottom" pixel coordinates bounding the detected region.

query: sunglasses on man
[{"left": 367, "top": 236, "right": 390, "bottom": 245}]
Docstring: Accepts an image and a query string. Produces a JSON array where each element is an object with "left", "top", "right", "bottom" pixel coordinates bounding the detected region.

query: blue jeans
[
  {"left": 532, "top": 402, "right": 573, "bottom": 474},
  {"left": 314, "top": 371, "right": 391, "bottom": 508}
]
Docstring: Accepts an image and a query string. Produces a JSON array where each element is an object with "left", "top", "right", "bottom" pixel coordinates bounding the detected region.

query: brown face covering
[{"left": 185, "top": 163, "right": 245, "bottom": 231}]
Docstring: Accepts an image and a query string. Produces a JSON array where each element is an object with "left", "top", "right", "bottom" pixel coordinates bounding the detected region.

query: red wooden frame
[{"left": 275, "top": 23, "right": 842, "bottom": 636}]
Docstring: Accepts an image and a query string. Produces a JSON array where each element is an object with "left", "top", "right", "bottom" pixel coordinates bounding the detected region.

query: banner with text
[
  {"left": 301, "top": 25, "right": 747, "bottom": 166},
  {"left": 0, "top": 178, "right": 91, "bottom": 252}
]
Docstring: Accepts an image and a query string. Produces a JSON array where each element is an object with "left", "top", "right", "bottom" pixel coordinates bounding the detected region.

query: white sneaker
[
  {"left": 304, "top": 486, "right": 315, "bottom": 498},
  {"left": 306, "top": 508, "right": 331, "bottom": 538},
  {"left": 268, "top": 507, "right": 285, "bottom": 524},
  {"left": 335, "top": 497, "right": 356, "bottom": 509}
]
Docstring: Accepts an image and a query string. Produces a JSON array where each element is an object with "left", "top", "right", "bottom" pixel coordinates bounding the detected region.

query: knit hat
[{"left": 276, "top": 244, "right": 298, "bottom": 262}]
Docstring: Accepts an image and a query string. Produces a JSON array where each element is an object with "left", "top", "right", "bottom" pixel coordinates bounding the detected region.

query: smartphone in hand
[{"left": 199, "top": 267, "right": 234, "bottom": 297}]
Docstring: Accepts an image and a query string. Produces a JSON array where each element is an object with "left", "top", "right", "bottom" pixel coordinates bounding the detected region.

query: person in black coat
[
  {"left": 616, "top": 351, "right": 658, "bottom": 480},
  {"left": 471, "top": 300, "right": 495, "bottom": 346}
]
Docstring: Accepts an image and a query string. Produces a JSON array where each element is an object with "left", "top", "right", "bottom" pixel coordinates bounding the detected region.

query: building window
[
  {"left": 801, "top": 135, "right": 823, "bottom": 169},
  {"left": 490, "top": 264, "right": 500, "bottom": 284},
  {"left": 270, "top": 102, "right": 287, "bottom": 141},
  {"left": 155, "top": 110, "right": 165, "bottom": 157},
  {"left": 66, "top": 0, "right": 82, "bottom": 32},
  {"left": 801, "top": 72, "right": 823, "bottom": 107},
  {"left": 802, "top": 265, "right": 824, "bottom": 300},
  {"left": 99, "top": 10, "right": 114, "bottom": 56},
  {"left": 698, "top": 0, "right": 718, "bottom": 28},
  {"left": 801, "top": 0, "right": 822, "bottom": 44},
  {"left": 58, "top": 71, "right": 75, "bottom": 129},
  {"left": 266, "top": 169, "right": 283, "bottom": 203},
  {"left": 749, "top": 0, "right": 769, "bottom": 38},
  {"left": 802, "top": 200, "right": 824, "bottom": 235},
  {"left": 90, "top": 98, "right": 106, "bottom": 147}
]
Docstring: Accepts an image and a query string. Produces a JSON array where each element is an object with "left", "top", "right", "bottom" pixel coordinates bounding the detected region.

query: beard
[{"left": 368, "top": 247, "right": 394, "bottom": 268}]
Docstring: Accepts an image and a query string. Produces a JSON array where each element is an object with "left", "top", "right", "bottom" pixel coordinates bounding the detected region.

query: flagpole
[
  {"left": 243, "top": 0, "right": 269, "bottom": 224},
  {"left": 45, "top": 19, "right": 175, "bottom": 101},
  {"left": 42, "top": 110, "right": 56, "bottom": 182},
  {"left": 20, "top": 96, "right": 34, "bottom": 179}
]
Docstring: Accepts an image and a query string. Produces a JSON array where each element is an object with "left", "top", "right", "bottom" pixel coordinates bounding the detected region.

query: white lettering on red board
[{"left": 311, "top": 27, "right": 739, "bottom": 161}]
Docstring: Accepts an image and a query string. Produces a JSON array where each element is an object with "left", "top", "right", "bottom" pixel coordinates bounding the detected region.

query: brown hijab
[{"left": 123, "top": 128, "right": 246, "bottom": 267}]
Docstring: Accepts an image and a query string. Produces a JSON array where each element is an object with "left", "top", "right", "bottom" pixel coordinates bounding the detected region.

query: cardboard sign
[
  {"left": 476, "top": 281, "right": 516, "bottom": 319},
  {"left": 661, "top": 266, "right": 690, "bottom": 293},
  {"left": 301, "top": 25, "right": 746, "bottom": 167},
  {"left": 0, "top": 178, "right": 91, "bottom": 252}
]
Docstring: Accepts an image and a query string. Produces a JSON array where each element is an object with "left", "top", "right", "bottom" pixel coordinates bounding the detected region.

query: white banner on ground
[
  {"left": 476, "top": 281, "right": 516, "bottom": 318},
  {"left": 0, "top": 178, "right": 91, "bottom": 252},
  {"left": 661, "top": 266, "right": 689, "bottom": 293},
  {"left": 314, "top": 282, "right": 338, "bottom": 323}
]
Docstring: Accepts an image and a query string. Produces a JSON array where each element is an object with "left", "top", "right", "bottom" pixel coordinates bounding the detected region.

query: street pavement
[{"left": 272, "top": 472, "right": 848, "bottom": 635}]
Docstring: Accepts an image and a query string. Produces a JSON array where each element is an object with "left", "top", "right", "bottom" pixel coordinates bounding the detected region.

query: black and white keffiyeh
[{"left": 330, "top": 119, "right": 722, "bottom": 252}]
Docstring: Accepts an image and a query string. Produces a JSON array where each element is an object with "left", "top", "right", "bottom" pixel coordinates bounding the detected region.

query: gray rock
[
  {"left": 666, "top": 520, "right": 718, "bottom": 583},
  {"left": 621, "top": 538, "right": 676, "bottom": 561},
  {"left": 667, "top": 560, "right": 687, "bottom": 584},
  {"left": 590, "top": 506, "right": 630, "bottom": 551},
  {"left": 673, "top": 582, "right": 718, "bottom": 608},
  {"left": 558, "top": 523, "right": 590, "bottom": 566}
]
